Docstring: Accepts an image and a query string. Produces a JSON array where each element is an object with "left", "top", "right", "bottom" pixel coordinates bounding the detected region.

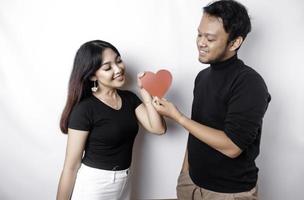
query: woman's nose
[{"left": 113, "top": 64, "right": 122, "bottom": 73}]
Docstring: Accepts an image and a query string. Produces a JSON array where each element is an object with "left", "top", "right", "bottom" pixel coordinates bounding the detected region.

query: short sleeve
[
  {"left": 68, "top": 102, "right": 92, "bottom": 131},
  {"left": 122, "top": 90, "right": 142, "bottom": 110},
  {"left": 224, "top": 71, "right": 271, "bottom": 150},
  {"left": 130, "top": 92, "right": 142, "bottom": 109}
]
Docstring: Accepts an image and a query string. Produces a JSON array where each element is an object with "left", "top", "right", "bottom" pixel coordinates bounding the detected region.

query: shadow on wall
[
  {"left": 123, "top": 57, "right": 188, "bottom": 199},
  {"left": 240, "top": 25, "right": 300, "bottom": 199},
  {"left": 131, "top": 122, "right": 183, "bottom": 200},
  {"left": 131, "top": 128, "right": 147, "bottom": 199}
]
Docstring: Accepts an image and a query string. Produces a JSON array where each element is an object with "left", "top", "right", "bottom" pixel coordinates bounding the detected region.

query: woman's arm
[
  {"left": 56, "top": 129, "right": 89, "bottom": 200},
  {"left": 135, "top": 100, "right": 166, "bottom": 134},
  {"left": 135, "top": 73, "right": 166, "bottom": 135}
]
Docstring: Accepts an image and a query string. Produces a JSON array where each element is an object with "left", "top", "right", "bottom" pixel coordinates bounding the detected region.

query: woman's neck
[{"left": 94, "top": 87, "right": 118, "bottom": 99}]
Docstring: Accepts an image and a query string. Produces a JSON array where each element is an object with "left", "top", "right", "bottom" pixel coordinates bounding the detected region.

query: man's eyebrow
[
  {"left": 197, "top": 30, "right": 217, "bottom": 37},
  {"left": 205, "top": 33, "right": 217, "bottom": 37}
]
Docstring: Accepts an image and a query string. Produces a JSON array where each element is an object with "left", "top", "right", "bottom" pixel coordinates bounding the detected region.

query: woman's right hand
[{"left": 137, "top": 72, "right": 153, "bottom": 104}]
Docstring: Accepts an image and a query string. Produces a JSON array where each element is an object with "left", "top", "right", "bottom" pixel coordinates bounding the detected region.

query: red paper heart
[{"left": 140, "top": 69, "right": 172, "bottom": 98}]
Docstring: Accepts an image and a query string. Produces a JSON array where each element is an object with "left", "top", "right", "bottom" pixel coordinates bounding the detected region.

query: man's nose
[{"left": 198, "top": 36, "right": 207, "bottom": 47}]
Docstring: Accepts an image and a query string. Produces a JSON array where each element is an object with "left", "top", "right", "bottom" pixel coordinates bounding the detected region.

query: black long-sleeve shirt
[{"left": 188, "top": 55, "right": 271, "bottom": 193}]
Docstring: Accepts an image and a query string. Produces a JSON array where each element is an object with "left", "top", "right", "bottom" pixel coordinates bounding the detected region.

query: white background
[{"left": 1, "top": 0, "right": 303, "bottom": 199}]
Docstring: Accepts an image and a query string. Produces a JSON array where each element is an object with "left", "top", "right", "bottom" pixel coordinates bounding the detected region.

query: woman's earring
[{"left": 91, "top": 81, "right": 98, "bottom": 92}]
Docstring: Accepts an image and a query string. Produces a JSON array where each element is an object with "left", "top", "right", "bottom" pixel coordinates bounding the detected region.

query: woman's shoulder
[
  {"left": 118, "top": 89, "right": 138, "bottom": 98},
  {"left": 73, "top": 96, "right": 95, "bottom": 112},
  {"left": 118, "top": 89, "right": 142, "bottom": 108}
]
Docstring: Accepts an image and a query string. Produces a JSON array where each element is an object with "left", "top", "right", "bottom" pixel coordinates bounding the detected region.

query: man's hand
[{"left": 153, "top": 98, "right": 184, "bottom": 122}]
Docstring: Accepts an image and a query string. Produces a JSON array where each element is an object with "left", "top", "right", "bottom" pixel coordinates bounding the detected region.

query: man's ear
[{"left": 229, "top": 36, "right": 243, "bottom": 51}]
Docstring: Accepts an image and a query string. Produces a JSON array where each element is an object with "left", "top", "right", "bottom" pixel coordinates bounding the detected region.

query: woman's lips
[{"left": 113, "top": 74, "right": 124, "bottom": 81}]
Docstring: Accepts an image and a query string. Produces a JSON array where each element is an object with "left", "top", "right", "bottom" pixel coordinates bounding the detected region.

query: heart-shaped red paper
[{"left": 140, "top": 69, "right": 172, "bottom": 98}]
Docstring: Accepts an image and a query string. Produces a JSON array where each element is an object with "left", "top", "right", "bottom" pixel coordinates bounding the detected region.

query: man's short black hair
[{"left": 204, "top": 0, "right": 251, "bottom": 42}]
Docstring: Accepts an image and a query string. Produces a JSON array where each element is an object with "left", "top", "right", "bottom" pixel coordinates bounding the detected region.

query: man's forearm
[{"left": 177, "top": 115, "right": 242, "bottom": 158}]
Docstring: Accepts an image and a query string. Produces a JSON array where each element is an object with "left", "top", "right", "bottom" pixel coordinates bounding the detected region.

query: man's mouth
[{"left": 199, "top": 49, "right": 208, "bottom": 55}]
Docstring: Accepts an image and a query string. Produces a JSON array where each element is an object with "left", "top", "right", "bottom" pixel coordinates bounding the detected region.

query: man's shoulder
[
  {"left": 233, "top": 59, "right": 264, "bottom": 80},
  {"left": 196, "top": 66, "right": 211, "bottom": 77},
  {"left": 232, "top": 62, "right": 269, "bottom": 96},
  {"left": 194, "top": 67, "right": 211, "bottom": 84},
  {"left": 239, "top": 64, "right": 265, "bottom": 82}
]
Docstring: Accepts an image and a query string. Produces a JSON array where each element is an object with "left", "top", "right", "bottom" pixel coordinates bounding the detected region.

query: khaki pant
[{"left": 176, "top": 172, "right": 258, "bottom": 200}]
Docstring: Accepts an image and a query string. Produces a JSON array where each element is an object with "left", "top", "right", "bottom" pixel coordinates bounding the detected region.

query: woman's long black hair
[{"left": 60, "top": 40, "right": 120, "bottom": 133}]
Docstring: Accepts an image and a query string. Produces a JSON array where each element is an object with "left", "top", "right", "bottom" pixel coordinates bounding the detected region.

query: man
[{"left": 154, "top": 0, "right": 271, "bottom": 199}]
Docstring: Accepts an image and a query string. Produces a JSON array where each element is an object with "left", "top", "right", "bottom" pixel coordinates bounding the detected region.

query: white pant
[{"left": 71, "top": 164, "right": 131, "bottom": 200}]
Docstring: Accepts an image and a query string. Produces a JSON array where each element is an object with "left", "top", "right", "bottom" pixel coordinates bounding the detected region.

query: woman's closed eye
[{"left": 101, "top": 64, "right": 111, "bottom": 71}]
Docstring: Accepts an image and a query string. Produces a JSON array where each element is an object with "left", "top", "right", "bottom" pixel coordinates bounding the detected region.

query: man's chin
[{"left": 198, "top": 57, "right": 210, "bottom": 64}]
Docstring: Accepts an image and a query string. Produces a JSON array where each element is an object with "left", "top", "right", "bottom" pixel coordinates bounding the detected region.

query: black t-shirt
[
  {"left": 188, "top": 55, "right": 271, "bottom": 193},
  {"left": 68, "top": 90, "right": 142, "bottom": 170}
]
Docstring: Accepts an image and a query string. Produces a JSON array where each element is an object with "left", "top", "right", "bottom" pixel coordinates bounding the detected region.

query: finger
[
  {"left": 137, "top": 77, "right": 143, "bottom": 88},
  {"left": 153, "top": 98, "right": 166, "bottom": 107},
  {"left": 152, "top": 98, "right": 160, "bottom": 106},
  {"left": 152, "top": 100, "right": 158, "bottom": 107},
  {"left": 152, "top": 103, "right": 164, "bottom": 112},
  {"left": 152, "top": 96, "right": 159, "bottom": 102},
  {"left": 157, "top": 98, "right": 168, "bottom": 105},
  {"left": 152, "top": 98, "right": 164, "bottom": 107},
  {"left": 137, "top": 72, "right": 145, "bottom": 79},
  {"left": 154, "top": 96, "right": 160, "bottom": 101}
]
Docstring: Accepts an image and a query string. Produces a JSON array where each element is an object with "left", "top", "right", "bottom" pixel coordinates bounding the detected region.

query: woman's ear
[
  {"left": 90, "top": 76, "right": 97, "bottom": 81},
  {"left": 229, "top": 36, "right": 243, "bottom": 51}
]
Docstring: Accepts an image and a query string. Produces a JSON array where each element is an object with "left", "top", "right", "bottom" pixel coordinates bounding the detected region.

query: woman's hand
[
  {"left": 137, "top": 72, "right": 153, "bottom": 104},
  {"left": 135, "top": 72, "right": 166, "bottom": 134}
]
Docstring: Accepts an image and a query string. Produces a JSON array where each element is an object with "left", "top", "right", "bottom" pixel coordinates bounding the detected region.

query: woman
[{"left": 56, "top": 40, "right": 166, "bottom": 200}]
